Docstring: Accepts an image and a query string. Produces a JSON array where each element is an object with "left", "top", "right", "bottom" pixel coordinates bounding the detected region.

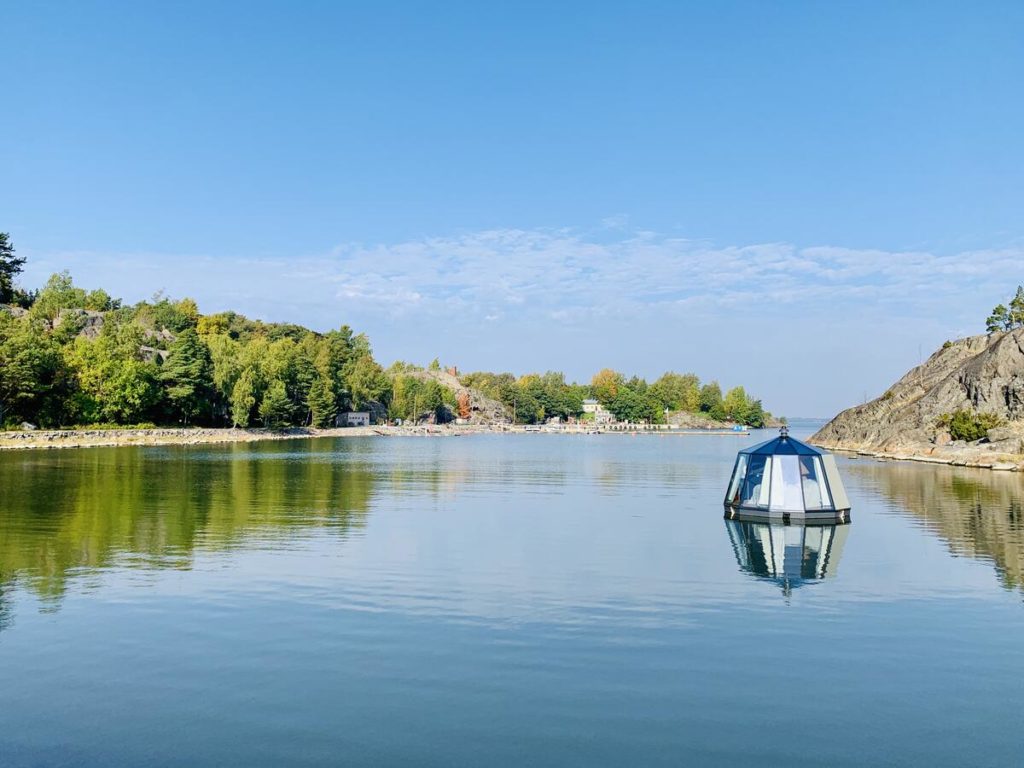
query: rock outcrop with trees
[{"left": 812, "top": 295, "right": 1024, "bottom": 467}]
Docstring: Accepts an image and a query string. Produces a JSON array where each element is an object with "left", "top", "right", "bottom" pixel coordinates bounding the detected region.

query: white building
[
  {"left": 582, "top": 399, "right": 614, "bottom": 424},
  {"left": 339, "top": 411, "right": 370, "bottom": 427}
]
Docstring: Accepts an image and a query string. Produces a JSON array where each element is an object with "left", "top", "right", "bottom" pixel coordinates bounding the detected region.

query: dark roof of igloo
[{"left": 739, "top": 429, "right": 824, "bottom": 457}]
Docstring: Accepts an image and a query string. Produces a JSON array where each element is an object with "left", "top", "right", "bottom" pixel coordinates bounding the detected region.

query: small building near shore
[
  {"left": 338, "top": 411, "right": 371, "bottom": 427},
  {"left": 582, "top": 399, "right": 615, "bottom": 425}
]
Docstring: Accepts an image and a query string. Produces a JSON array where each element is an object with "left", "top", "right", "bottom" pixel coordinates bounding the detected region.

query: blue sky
[{"left": 3, "top": 1, "right": 1023, "bottom": 416}]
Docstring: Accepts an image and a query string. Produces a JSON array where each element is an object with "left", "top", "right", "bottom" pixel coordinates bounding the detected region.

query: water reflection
[
  {"left": 725, "top": 518, "right": 850, "bottom": 595},
  {"left": 0, "top": 441, "right": 378, "bottom": 609},
  {"left": 849, "top": 461, "right": 1024, "bottom": 593}
]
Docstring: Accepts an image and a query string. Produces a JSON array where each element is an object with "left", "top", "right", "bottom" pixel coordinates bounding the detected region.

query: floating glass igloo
[{"left": 724, "top": 427, "right": 851, "bottom": 523}]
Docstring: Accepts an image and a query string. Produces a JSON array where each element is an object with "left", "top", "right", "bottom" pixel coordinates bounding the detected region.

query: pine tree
[
  {"left": 986, "top": 304, "right": 1011, "bottom": 333},
  {"left": 160, "top": 328, "right": 213, "bottom": 425},
  {"left": 307, "top": 375, "right": 337, "bottom": 427},
  {"left": 0, "top": 233, "right": 26, "bottom": 305},
  {"left": 1009, "top": 286, "right": 1024, "bottom": 328},
  {"left": 259, "top": 380, "right": 291, "bottom": 428}
]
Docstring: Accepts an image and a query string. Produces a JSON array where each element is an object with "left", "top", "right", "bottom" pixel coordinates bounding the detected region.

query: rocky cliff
[
  {"left": 405, "top": 369, "right": 512, "bottom": 424},
  {"left": 811, "top": 329, "right": 1024, "bottom": 468}
]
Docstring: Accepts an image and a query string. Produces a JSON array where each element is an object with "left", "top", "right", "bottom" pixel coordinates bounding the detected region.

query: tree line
[
  {"left": 1, "top": 234, "right": 395, "bottom": 428},
  {"left": 1, "top": 233, "right": 773, "bottom": 429},
  {"left": 461, "top": 368, "right": 771, "bottom": 427},
  {"left": 0, "top": 276, "right": 392, "bottom": 429}
]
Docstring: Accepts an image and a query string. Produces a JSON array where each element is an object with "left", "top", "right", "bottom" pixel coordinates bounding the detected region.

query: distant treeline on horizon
[{"left": 0, "top": 237, "right": 773, "bottom": 429}]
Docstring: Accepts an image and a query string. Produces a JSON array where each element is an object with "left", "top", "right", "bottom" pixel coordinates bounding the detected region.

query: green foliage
[
  {"left": 0, "top": 232, "right": 26, "bottom": 305},
  {"left": 31, "top": 272, "right": 88, "bottom": 322},
  {"left": 649, "top": 372, "right": 700, "bottom": 412},
  {"left": 160, "top": 328, "right": 214, "bottom": 425},
  {"left": 718, "top": 385, "right": 766, "bottom": 427},
  {"left": 699, "top": 381, "right": 724, "bottom": 419},
  {"left": 388, "top": 374, "right": 453, "bottom": 423},
  {"left": 591, "top": 368, "right": 623, "bottom": 404},
  {"left": 0, "top": 314, "right": 72, "bottom": 427},
  {"left": 65, "top": 320, "right": 161, "bottom": 424},
  {"left": 939, "top": 410, "right": 1003, "bottom": 442},
  {"left": 135, "top": 293, "right": 200, "bottom": 336},
  {"left": 258, "top": 380, "right": 291, "bottom": 428},
  {"left": 347, "top": 354, "right": 389, "bottom": 410},
  {"left": 986, "top": 287, "right": 1024, "bottom": 332},
  {"left": 461, "top": 367, "right": 770, "bottom": 425},
  {"left": 231, "top": 368, "right": 257, "bottom": 427},
  {"left": 0, "top": 267, "right": 387, "bottom": 430},
  {"left": 84, "top": 289, "right": 119, "bottom": 312},
  {"left": 307, "top": 375, "right": 337, "bottom": 427},
  {"left": 607, "top": 385, "right": 662, "bottom": 423},
  {"left": 1, "top": 265, "right": 780, "bottom": 430}
]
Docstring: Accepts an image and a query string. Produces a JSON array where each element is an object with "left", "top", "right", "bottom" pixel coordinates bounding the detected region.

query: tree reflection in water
[
  {"left": 846, "top": 461, "right": 1024, "bottom": 594},
  {"left": 0, "top": 441, "right": 379, "bottom": 610}
]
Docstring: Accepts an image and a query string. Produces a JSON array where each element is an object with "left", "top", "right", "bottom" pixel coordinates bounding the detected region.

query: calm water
[{"left": 1, "top": 429, "right": 1022, "bottom": 767}]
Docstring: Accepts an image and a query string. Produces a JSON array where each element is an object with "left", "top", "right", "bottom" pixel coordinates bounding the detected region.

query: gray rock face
[
  {"left": 405, "top": 369, "right": 512, "bottom": 424},
  {"left": 667, "top": 411, "right": 738, "bottom": 429},
  {"left": 0, "top": 304, "right": 28, "bottom": 318},
  {"left": 53, "top": 308, "right": 105, "bottom": 339},
  {"left": 812, "top": 329, "right": 1024, "bottom": 455}
]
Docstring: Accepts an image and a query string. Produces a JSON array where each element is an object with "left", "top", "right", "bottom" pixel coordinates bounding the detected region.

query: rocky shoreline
[
  {"left": 0, "top": 426, "right": 383, "bottom": 451},
  {"left": 815, "top": 443, "right": 1023, "bottom": 472},
  {"left": 0, "top": 423, "right": 754, "bottom": 451},
  {"left": 810, "top": 327, "right": 1024, "bottom": 473}
]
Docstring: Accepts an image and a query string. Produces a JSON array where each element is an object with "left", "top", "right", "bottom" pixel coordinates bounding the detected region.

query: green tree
[
  {"left": 84, "top": 288, "right": 118, "bottom": 312},
  {"left": 1010, "top": 286, "right": 1024, "bottom": 328},
  {"left": 699, "top": 381, "right": 724, "bottom": 419},
  {"left": 258, "top": 380, "right": 291, "bottom": 428},
  {"left": 231, "top": 367, "right": 257, "bottom": 427},
  {"left": 650, "top": 372, "right": 700, "bottom": 412},
  {"left": 986, "top": 304, "right": 1011, "bottom": 333},
  {"left": 591, "top": 368, "right": 623, "bottom": 404},
  {"left": 30, "top": 272, "right": 88, "bottom": 323},
  {"left": 207, "top": 333, "right": 243, "bottom": 424},
  {"left": 0, "top": 314, "right": 73, "bottom": 427},
  {"left": 307, "top": 375, "right": 337, "bottom": 427},
  {"left": 722, "top": 386, "right": 749, "bottom": 423},
  {"left": 161, "top": 328, "right": 213, "bottom": 425},
  {"left": 0, "top": 233, "right": 26, "bottom": 304},
  {"left": 607, "top": 385, "right": 661, "bottom": 423},
  {"left": 66, "top": 320, "right": 161, "bottom": 424},
  {"left": 347, "top": 354, "right": 389, "bottom": 410}
]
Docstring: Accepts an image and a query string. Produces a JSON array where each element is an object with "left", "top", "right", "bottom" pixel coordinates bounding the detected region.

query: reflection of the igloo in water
[{"left": 725, "top": 519, "right": 849, "bottom": 593}]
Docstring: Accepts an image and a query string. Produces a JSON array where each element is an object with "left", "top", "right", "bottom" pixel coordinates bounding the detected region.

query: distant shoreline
[{"left": 0, "top": 424, "right": 756, "bottom": 451}]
